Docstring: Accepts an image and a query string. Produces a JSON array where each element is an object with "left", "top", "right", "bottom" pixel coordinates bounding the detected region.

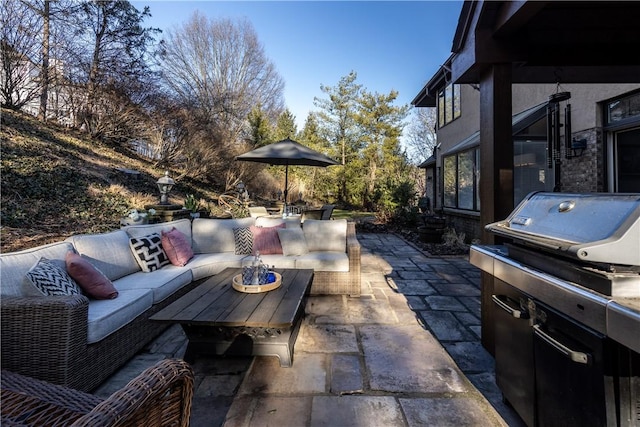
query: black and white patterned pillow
[
  {"left": 129, "top": 233, "right": 170, "bottom": 272},
  {"left": 24, "top": 257, "right": 82, "bottom": 296},
  {"left": 233, "top": 227, "right": 253, "bottom": 255}
]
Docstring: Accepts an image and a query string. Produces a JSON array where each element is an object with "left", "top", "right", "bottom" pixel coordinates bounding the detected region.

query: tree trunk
[{"left": 38, "top": 0, "right": 50, "bottom": 122}]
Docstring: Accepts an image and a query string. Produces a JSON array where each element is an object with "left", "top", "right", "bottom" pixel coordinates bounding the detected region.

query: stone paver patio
[{"left": 95, "top": 232, "right": 525, "bottom": 427}]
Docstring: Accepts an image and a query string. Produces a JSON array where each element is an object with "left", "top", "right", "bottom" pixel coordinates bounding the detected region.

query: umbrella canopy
[{"left": 236, "top": 138, "right": 339, "bottom": 203}]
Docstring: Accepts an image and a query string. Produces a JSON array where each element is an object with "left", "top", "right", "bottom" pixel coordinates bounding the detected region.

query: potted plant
[
  {"left": 184, "top": 194, "right": 201, "bottom": 218},
  {"left": 120, "top": 208, "right": 156, "bottom": 226}
]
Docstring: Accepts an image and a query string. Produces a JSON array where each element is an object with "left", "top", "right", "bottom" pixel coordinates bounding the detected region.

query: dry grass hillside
[{"left": 1, "top": 108, "right": 224, "bottom": 253}]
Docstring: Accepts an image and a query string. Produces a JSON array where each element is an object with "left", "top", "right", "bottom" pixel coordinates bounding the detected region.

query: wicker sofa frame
[
  {"left": 309, "top": 221, "right": 361, "bottom": 296},
  {"left": 1, "top": 358, "right": 193, "bottom": 427},
  {"left": 0, "top": 280, "right": 201, "bottom": 393},
  {"left": 0, "top": 219, "right": 360, "bottom": 393}
]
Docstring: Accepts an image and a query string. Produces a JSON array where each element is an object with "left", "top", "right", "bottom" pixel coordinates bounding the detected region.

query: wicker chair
[{"left": 1, "top": 358, "right": 194, "bottom": 427}]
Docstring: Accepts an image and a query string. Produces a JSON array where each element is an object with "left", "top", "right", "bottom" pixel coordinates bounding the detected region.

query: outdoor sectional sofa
[{"left": 0, "top": 216, "right": 360, "bottom": 392}]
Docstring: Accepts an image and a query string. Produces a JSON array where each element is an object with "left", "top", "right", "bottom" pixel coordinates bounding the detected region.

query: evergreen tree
[
  {"left": 273, "top": 109, "right": 298, "bottom": 141},
  {"left": 314, "top": 71, "right": 362, "bottom": 203},
  {"left": 246, "top": 104, "right": 273, "bottom": 148},
  {"left": 355, "top": 89, "right": 409, "bottom": 209}
]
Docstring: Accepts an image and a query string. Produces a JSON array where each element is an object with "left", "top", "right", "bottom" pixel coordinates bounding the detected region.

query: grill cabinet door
[
  {"left": 493, "top": 279, "right": 535, "bottom": 427},
  {"left": 533, "top": 301, "right": 608, "bottom": 427}
]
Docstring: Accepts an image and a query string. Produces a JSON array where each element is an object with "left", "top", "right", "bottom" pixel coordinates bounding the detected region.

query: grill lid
[{"left": 486, "top": 192, "right": 640, "bottom": 266}]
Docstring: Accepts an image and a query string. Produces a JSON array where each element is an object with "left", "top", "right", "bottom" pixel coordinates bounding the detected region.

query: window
[
  {"left": 614, "top": 127, "right": 640, "bottom": 192},
  {"left": 513, "top": 109, "right": 552, "bottom": 203},
  {"left": 437, "top": 83, "right": 461, "bottom": 128},
  {"left": 605, "top": 91, "right": 640, "bottom": 192},
  {"left": 606, "top": 91, "right": 640, "bottom": 125},
  {"left": 443, "top": 148, "right": 480, "bottom": 211},
  {"left": 442, "top": 102, "right": 551, "bottom": 210},
  {"left": 513, "top": 139, "right": 552, "bottom": 203}
]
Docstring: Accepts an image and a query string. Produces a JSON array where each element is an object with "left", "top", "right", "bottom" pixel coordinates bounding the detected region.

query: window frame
[
  {"left": 437, "top": 83, "right": 461, "bottom": 128},
  {"left": 442, "top": 147, "right": 480, "bottom": 211}
]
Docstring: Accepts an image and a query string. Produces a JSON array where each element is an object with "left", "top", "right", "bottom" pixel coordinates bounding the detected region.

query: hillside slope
[{"left": 0, "top": 108, "right": 220, "bottom": 253}]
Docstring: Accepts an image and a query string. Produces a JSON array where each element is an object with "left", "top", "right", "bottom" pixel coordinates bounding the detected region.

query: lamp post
[{"left": 157, "top": 171, "right": 175, "bottom": 205}]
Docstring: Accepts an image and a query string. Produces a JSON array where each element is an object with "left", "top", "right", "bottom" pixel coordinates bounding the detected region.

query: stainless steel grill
[
  {"left": 470, "top": 192, "right": 640, "bottom": 427},
  {"left": 485, "top": 192, "right": 640, "bottom": 266}
]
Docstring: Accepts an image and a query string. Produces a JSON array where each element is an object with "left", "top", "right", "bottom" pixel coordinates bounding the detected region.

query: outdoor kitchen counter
[
  {"left": 470, "top": 245, "right": 640, "bottom": 354},
  {"left": 607, "top": 298, "right": 640, "bottom": 354}
]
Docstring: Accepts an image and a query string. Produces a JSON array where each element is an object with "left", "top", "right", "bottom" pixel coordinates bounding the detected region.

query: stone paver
[
  {"left": 238, "top": 353, "right": 327, "bottom": 395},
  {"left": 401, "top": 397, "right": 504, "bottom": 427},
  {"left": 95, "top": 232, "right": 524, "bottom": 427},
  {"left": 330, "top": 354, "right": 363, "bottom": 393},
  {"left": 297, "top": 322, "right": 359, "bottom": 353},
  {"left": 420, "top": 310, "right": 477, "bottom": 341},
  {"left": 360, "top": 324, "right": 467, "bottom": 393},
  {"left": 311, "top": 396, "right": 405, "bottom": 427}
]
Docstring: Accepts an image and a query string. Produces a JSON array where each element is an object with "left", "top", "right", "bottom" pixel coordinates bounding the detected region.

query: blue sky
[{"left": 132, "top": 1, "right": 463, "bottom": 129}]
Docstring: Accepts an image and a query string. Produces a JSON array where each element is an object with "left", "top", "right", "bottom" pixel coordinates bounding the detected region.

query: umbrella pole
[{"left": 283, "top": 165, "right": 289, "bottom": 214}]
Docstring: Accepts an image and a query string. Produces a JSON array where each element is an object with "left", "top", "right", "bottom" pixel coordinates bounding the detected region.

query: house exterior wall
[{"left": 430, "top": 83, "right": 640, "bottom": 242}]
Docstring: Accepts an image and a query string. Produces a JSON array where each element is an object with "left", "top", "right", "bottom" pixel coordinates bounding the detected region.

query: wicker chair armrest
[
  {"left": 71, "top": 359, "right": 194, "bottom": 427},
  {"left": 1, "top": 368, "right": 103, "bottom": 425},
  {"left": 0, "top": 295, "right": 89, "bottom": 382},
  {"left": 345, "top": 222, "right": 361, "bottom": 262}
]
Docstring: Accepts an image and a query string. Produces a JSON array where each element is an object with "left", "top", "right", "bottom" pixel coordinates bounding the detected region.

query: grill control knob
[{"left": 558, "top": 200, "right": 575, "bottom": 212}]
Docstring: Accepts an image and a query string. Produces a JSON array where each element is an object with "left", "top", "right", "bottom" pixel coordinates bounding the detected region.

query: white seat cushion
[
  {"left": 250, "top": 254, "right": 297, "bottom": 269},
  {"left": 188, "top": 253, "right": 247, "bottom": 280},
  {"left": 113, "top": 267, "right": 192, "bottom": 304},
  {"left": 295, "top": 252, "right": 349, "bottom": 272},
  {"left": 87, "top": 289, "right": 153, "bottom": 343}
]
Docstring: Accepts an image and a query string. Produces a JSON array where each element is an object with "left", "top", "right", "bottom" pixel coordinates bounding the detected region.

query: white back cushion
[
  {"left": 66, "top": 230, "right": 140, "bottom": 281},
  {"left": 1, "top": 241, "right": 75, "bottom": 297},
  {"left": 303, "top": 219, "right": 347, "bottom": 252},
  {"left": 123, "top": 218, "right": 192, "bottom": 243},
  {"left": 191, "top": 217, "right": 255, "bottom": 254}
]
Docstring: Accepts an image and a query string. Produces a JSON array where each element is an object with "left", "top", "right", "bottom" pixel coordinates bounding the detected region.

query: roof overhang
[
  {"left": 412, "top": 55, "right": 455, "bottom": 108},
  {"left": 418, "top": 155, "right": 436, "bottom": 169},
  {"left": 450, "top": 1, "right": 640, "bottom": 85}
]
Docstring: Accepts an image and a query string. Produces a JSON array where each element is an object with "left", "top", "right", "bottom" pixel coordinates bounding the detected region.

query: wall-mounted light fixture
[{"left": 569, "top": 138, "right": 587, "bottom": 158}]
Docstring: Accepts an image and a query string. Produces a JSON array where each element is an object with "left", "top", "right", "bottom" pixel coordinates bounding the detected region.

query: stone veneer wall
[
  {"left": 559, "top": 128, "right": 603, "bottom": 193},
  {"left": 444, "top": 211, "right": 482, "bottom": 243}
]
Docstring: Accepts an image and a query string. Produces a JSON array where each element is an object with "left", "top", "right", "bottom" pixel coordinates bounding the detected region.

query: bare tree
[
  {"left": 36, "top": 0, "right": 50, "bottom": 120},
  {"left": 404, "top": 107, "right": 438, "bottom": 164},
  {"left": 65, "top": 1, "right": 158, "bottom": 139},
  {"left": 159, "top": 13, "right": 284, "bottom": 143},
  {"left": 157, "top": 12, "right": 284, "bottom": 181},
  {"left": 0, "top": 0, "right": 42, "bottom": 110}
]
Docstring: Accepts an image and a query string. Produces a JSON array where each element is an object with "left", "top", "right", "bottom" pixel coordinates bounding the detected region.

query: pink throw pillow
[
  {"left": 161, "top": 227, "right": 194, "bottom": 266},
  {"left": 65, "top": 251, "right": 118, "bottom": 299},
  {"left": 250, "top": 224, "right": 285, "bottom": 255}
]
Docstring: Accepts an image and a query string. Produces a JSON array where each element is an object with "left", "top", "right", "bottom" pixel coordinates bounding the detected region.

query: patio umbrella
[{"left": 236, "top": 138, "right": 339, "bottom": 204}]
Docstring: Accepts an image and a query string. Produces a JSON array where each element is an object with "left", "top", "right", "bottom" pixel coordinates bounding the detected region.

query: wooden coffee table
[{"left": 150, "top": 267, "right": 313, "bottom": 367}]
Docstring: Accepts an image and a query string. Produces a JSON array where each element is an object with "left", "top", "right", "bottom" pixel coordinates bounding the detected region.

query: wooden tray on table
[{"left": 232, "top": 272, "right": 281, "bottom": 293}]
